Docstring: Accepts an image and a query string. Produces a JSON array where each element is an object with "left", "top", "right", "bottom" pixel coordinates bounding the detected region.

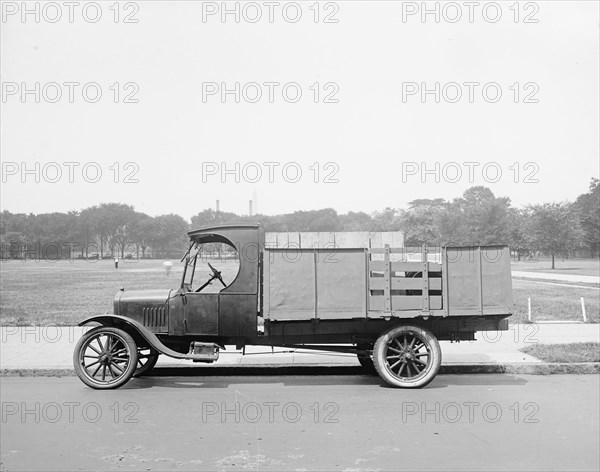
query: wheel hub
[{"left": 99, "top": 352, "right": 113, "bottom": 364}]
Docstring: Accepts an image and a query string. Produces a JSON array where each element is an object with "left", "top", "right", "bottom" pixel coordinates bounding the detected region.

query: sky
[{"left": 1, "top": 0, "right": 598, "bottom": 220}]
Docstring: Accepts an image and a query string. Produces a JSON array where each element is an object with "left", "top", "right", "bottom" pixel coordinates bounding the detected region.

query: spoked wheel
[
  {"left": 73, "top": 326, "right": 138, "bottom": 389},
  {"left": 373, "top": 325, "right": 441, "bottom": 388},
  {"left": 133, "top": 348, "right": 159, "bottom": 377}
]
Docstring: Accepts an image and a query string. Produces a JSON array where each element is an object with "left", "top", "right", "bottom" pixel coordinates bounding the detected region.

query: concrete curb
[
  {"left": 2, "top": 362, "right": 599, "bottom": 377},
  {"left": 440, "top": 362, "right": 600, "bottom": 375}
]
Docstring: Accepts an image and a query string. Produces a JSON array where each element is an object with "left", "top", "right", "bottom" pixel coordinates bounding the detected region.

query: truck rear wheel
[
  {"left": 373, "top": 325, "right": 441, "bottom": 388},
  {"left": 134, "top": 348, "right": 159, "bottom": 377},
  {"left": 73, "top": 326, "right": 138, "bottom": 389}
]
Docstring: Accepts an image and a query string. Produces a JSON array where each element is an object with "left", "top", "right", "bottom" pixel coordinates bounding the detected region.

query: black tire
[
  {"left": 133, "top": 348, "right": 159, "bottom": 377},
  {"left": 73, "top": 326, "right": 138, "bottom": 389},
  {"left": 373, "top": 325, "right": 441, "bottom": 388}
]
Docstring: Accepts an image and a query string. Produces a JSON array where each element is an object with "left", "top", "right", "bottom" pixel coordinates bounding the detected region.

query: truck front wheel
[
  {"left": 73, "top": 326, "right": 138, "bottom": 389},
  {"left": 373, "top": 325, "right": 441, "bottom": 388}
]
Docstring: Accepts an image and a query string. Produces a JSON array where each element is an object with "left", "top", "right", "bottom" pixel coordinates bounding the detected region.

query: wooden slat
[
  {"left": 442, "top": 248, "right": 449, "bottom": 317},
  {"left": 313, "top": 251, "right": 318, "bottom": 318},
  {"left": 427, "top": 278, "right": 442, "bottom": 290},
  {"left": 369, "top": 260, "right": 386, "bottom": 271},
  {"left": 477, "top": 247, "right": 483, "bottom": 316},
  {"left": 369, "top": 261, "right": 442, "bottom": 272},
  {"left": 421, "top": 247, "right": 429, "bottom": 311},
  {"left": 393, "top": 296, "right": 423, "bottom": 310},
  {"left": 369, "top": 247, "right": 441, "bottom": 254},
  {"left": 370, "top": 277, "right": 441, "bottom": 290},
  {"left": 391, "top": 262, "right": 442, "bottom": 272},
  {"left": 383, "top": 246, "right": 391, "bottom": 311},
  {"left": 369, "top": 296, "right": 386, "bottom": 311},
  {"left": 364, "top": 250, "right": 369, "bottom": 316},
  {"left": 369, "top": 247, "right": 407, "bottom": 254},
  {"left": 369, "top": 295, "right": 443, "bottom": 311},
  {"left": 372, "top": 260, "right": 439, "bottom": 272}
]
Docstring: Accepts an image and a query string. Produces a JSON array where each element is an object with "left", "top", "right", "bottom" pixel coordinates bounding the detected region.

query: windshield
[
  {"left": 181, "top": 243, "right": 200, "bottom": 288},
  {"left": 180, "top": 241, "right": 241, "bottom": 293}
]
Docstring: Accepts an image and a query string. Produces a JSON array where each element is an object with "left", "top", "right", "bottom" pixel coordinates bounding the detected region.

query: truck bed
[{"left": 263, "top": 246, "right": 513, "bottom": 321}]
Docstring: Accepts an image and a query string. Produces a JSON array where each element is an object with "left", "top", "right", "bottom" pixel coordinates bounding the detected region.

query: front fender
[{"left": 78, "top": 315, "right": 190, "bottom": 360}]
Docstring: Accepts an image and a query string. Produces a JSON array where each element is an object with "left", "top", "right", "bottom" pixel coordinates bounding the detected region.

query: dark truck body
[{"left": 75, "top": 224, "right": 513, "bottom": 389}]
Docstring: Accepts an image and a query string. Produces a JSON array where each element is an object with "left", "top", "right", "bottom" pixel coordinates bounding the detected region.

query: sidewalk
[
  {"left": 1, "top": 324, "right": 598, "bottom": 373},
  {"left": 512, "top": 271, "right": 600, "bottom": 285}
]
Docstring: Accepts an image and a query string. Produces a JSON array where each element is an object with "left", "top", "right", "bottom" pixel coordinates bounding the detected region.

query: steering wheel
[
  {"left": 194, "top": 263, "right": 227, "bottom": 292},
  {"left": 208, "top": 262, "right": 227, "bottom": 287}
]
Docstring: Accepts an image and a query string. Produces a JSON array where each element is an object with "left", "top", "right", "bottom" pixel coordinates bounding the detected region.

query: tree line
[{"left": 1, "top": 179, "right": 598, "bottom": 267}]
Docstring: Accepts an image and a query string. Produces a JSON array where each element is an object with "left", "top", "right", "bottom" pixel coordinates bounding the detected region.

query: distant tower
[
  {"left": 249, "top": 200, "right": 253, "bottom": 217},
  {"left": 252, "top": 189, "right": 258, "bottom": 215},
  {"left": 216, "top": 200, "right": 220, "bottom": 213}
]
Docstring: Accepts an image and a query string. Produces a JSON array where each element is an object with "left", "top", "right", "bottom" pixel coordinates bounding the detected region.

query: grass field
[
  {"left": 511, "top": 279, "right": 598, "bottom": 323},
  {"left": 0, "top": 259, "right": 241, "bottom": 326},
  {"left": 1, "top": 259, "right": 598, "bottom": 326},
  {"left": 521, "top": 343, "right": 600, "bottom": 363},
  {"left": 511, "top": 258, "right": 600, "bottom": 277}
]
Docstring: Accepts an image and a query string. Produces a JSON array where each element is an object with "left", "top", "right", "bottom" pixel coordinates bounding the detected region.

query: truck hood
[{"left": 114, "top": 289, "right": 173, "bottom": 317}]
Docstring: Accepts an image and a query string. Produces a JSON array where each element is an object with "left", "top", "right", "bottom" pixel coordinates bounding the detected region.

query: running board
[{"left": 186, "top": 342, "right": 219, "bottom": 363}]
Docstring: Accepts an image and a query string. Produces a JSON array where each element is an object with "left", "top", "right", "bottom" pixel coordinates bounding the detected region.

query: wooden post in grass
[
  {"left": 580, "top": 297, "right": 587, "bottom": 323},
  {"left": 527, "top": 297, "right": 532, "bottom": 322}
]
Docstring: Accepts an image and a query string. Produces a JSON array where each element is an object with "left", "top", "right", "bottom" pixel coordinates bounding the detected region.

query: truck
[{"left": 73, "top": 224, "right": 513, "bottom": 389}]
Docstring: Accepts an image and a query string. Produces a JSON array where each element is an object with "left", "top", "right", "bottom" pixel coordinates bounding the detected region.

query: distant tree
[
  {"left": 0, "top": 231, "right": 30, "bottom": 259},
  {"left": 77, "top": 207, "right": 102, "bottom": 258},
  {"left": 128, "top": 213, "right": 154, "bottom": 258},
  {"left": 400, "top": 199, "right": 446, "bottom": 246},
  {"left": 338, "top": 211, "right": 374, "bottom": 231},
  {"left": 0, "top": 211, "right": 29, "bottom": 236},
  {"left": 24, "top": 212, "right": 78, "bottom": 259},
  {"left": 371, "top": 207, "right": 400, "bottom": 231},
  {"left": 303, "top": 209, "right": 340, "bottom": 232},
  {"left": 573, "top": 178, "right": 600, "bottom": 257},
  {"left": 506, "top": 208, "right": 532, "bottom": 261},
  {"left": 525, "top": 202, "right": 584, "bottom": 269},
  {"left": 148, "top": 214, "right": 189, "bottom": 257},
  {"left": 280, "top": 209, "right": 340, "bottom": 232},
  {"left": 191, "top": 209, "right": 244, "bottom": 228},
  {"left": 450, "top": 187, "right": 512, "bottom": 245},
  {"left": 95, "top": 203, "right": 138, "bottom": 258}
]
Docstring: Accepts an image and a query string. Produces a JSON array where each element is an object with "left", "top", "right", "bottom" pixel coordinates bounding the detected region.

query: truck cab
[{"left": 169, "top": 224, "right": 263, "bottom": 342}]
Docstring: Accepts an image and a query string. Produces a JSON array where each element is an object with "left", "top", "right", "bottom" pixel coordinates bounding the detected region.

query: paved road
[{"left": 1, "top": 374, "right": 598, "bottom": 471}]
